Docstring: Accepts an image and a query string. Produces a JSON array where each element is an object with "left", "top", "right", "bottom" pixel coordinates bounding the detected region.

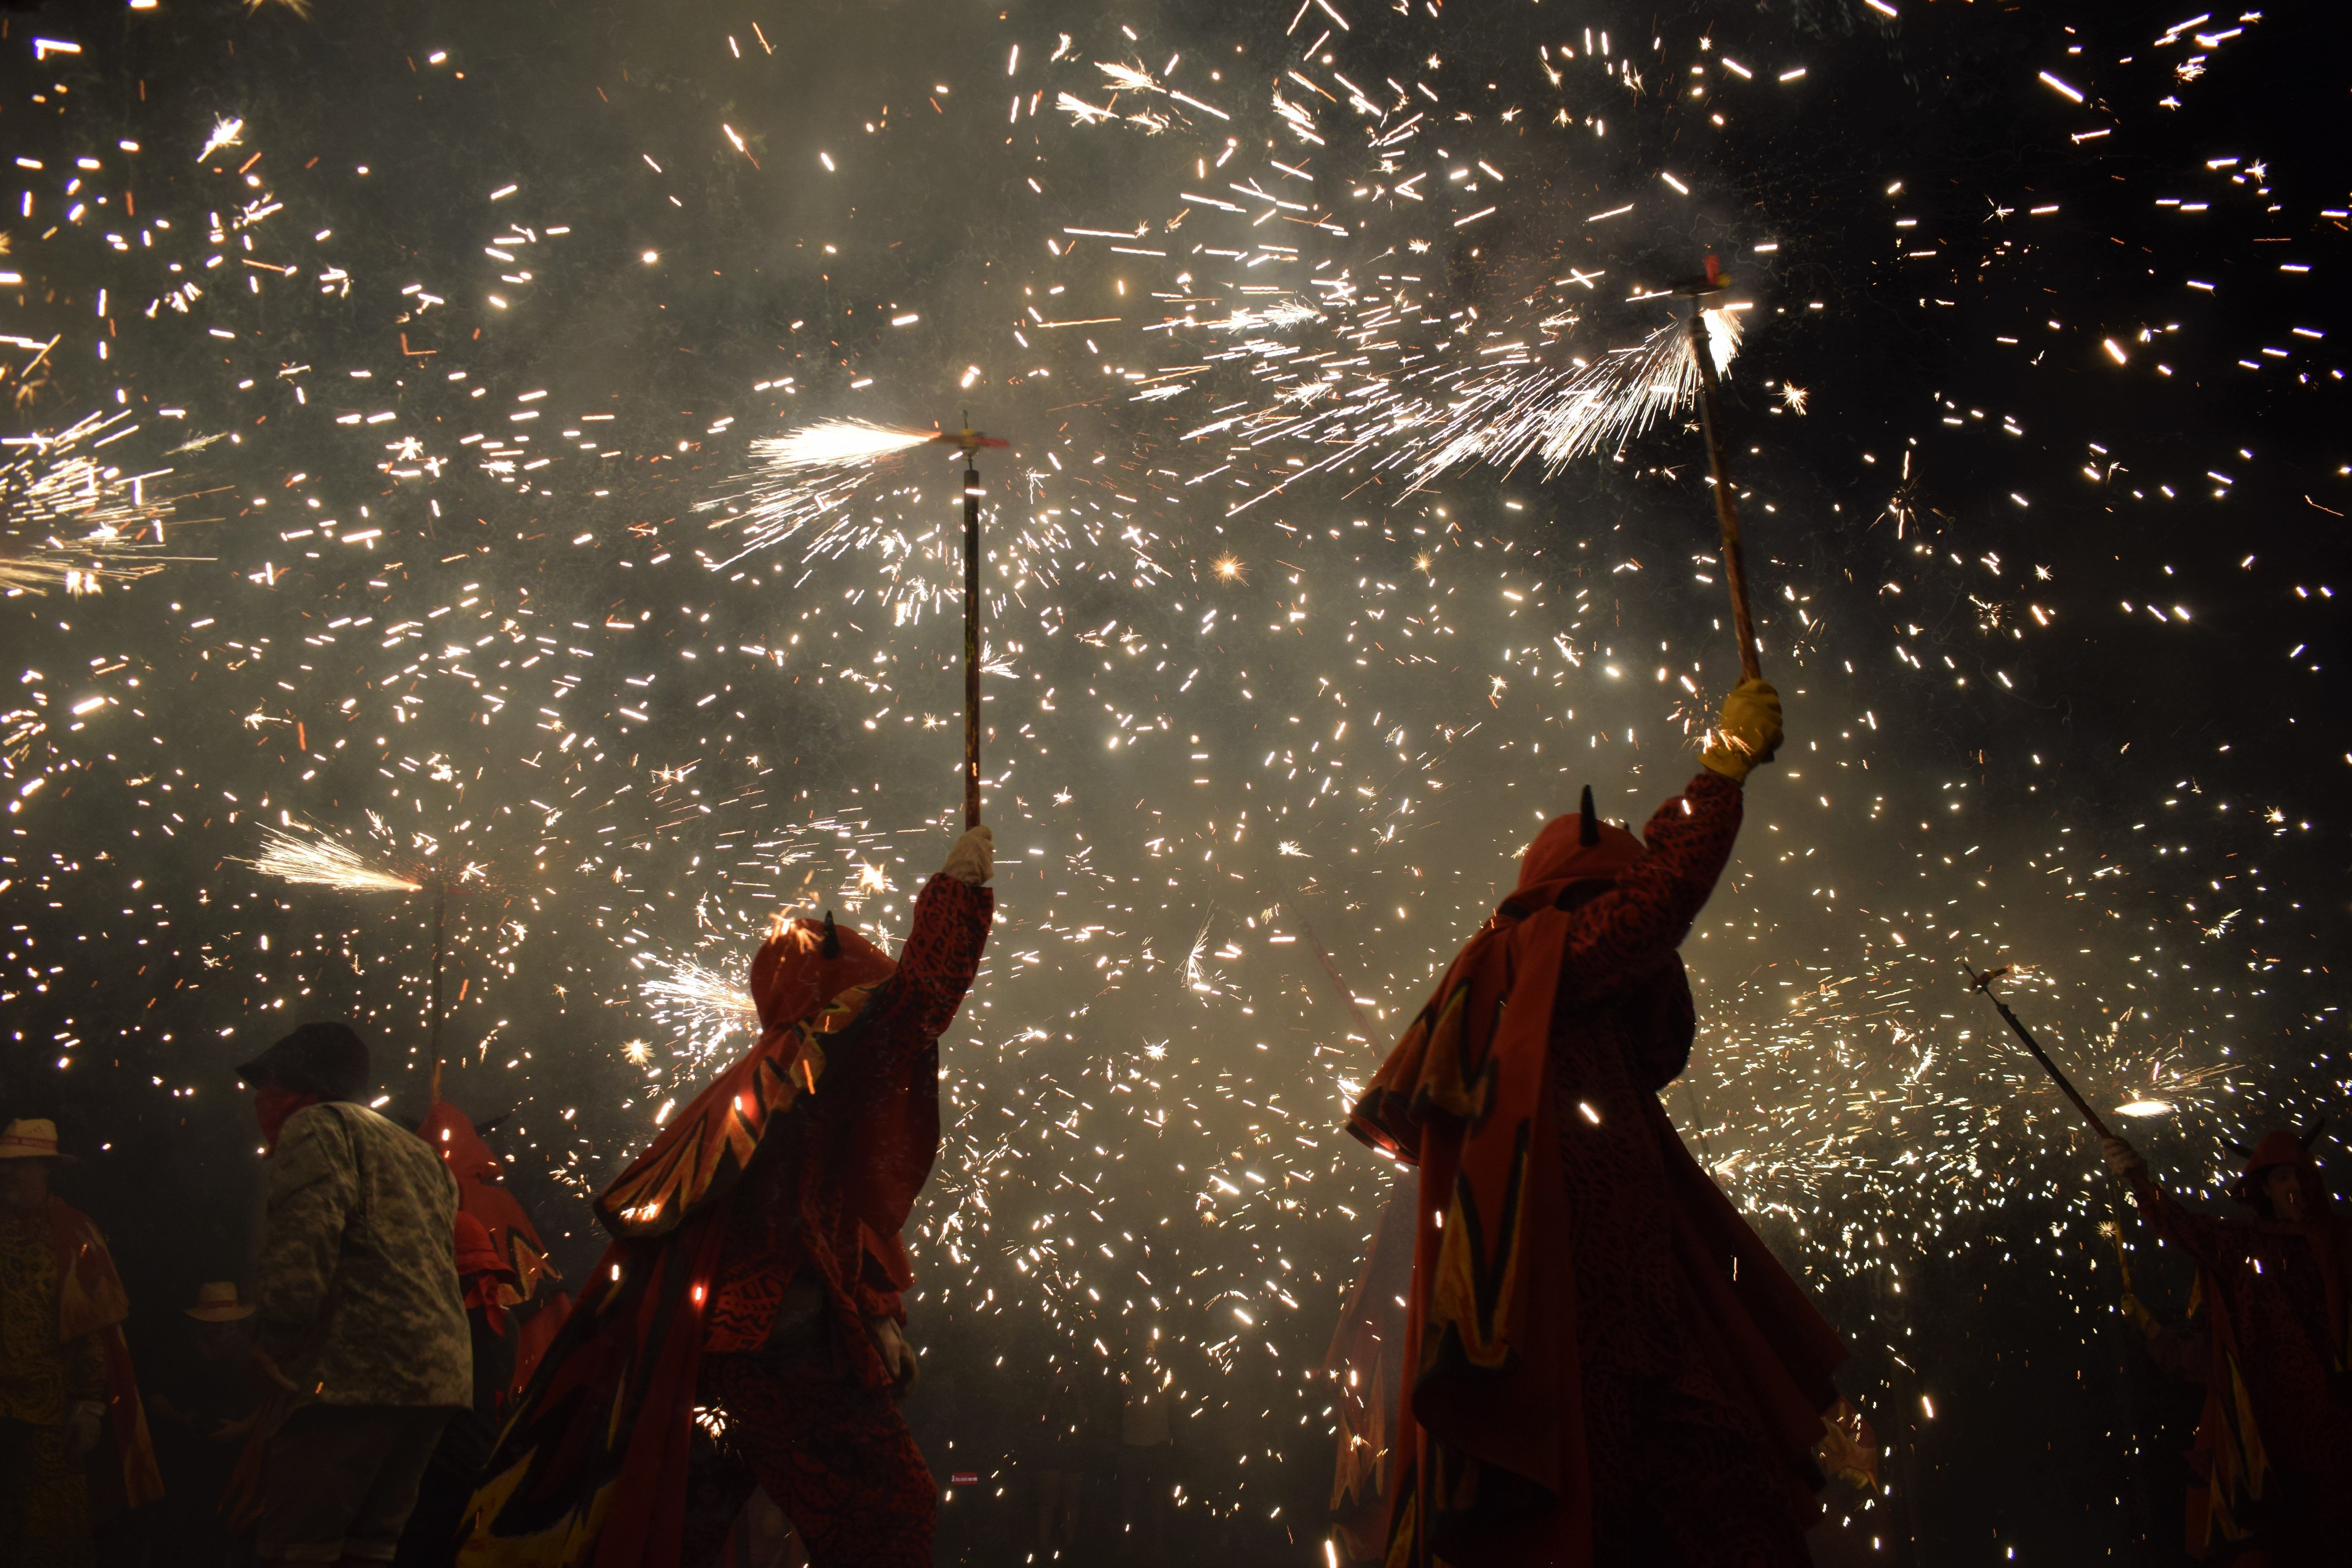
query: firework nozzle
[
  {"left": 935, "top": 419, "right": 1010, "bottom": 455},
  {"left": 1668, "top": 254, "right": 1730, "bottom": 298},
  {"left": 1966, "top": 962, "right": 2014, "bottom": 994}
]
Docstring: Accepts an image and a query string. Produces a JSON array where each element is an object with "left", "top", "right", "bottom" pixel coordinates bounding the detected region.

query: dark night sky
[{"left": 1, "top": 0, "right": 2345, "bottom": 1561}]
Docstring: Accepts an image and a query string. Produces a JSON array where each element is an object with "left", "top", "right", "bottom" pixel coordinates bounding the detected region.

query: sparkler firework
[
  {"left": 1, "top": 0, "right": 2340, "bottom": 1555},
  {"left": 240, "top": 820, "right": 424, "bottom": 894}
]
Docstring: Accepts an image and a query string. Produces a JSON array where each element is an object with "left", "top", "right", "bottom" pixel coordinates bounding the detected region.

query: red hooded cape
[
  {"left": 457, "top": 873, "right": 990, "bottom": 1568},
  {"left": 418, "top": 1102, "right": 563, "bottom": 1301},
  {"left": 419, "top": 1100, "right": 568, "bottom": 1385},
  {"left": 1344, "top": 775, "right": 1851, "bottom": 1566}
]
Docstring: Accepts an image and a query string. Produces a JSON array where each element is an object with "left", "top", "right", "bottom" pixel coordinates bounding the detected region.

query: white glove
[
  {"left": 942, "top": 825, "right": 993, "bottom": 887},
  {"left": 64, "top": 1400, "right": 104, "bottom": 1460},
  {"left": 867, "top": 1316, "right": 920, "bottom": 1400},
  {"left": 2102, "top": 1136, "right": 2144, "bottom": 1179}
]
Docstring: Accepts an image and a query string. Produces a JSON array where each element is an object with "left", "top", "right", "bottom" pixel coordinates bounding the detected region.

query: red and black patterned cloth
[
  {"left": 678, "top": 1345, "right": 935, "bottom": 1568},
  {"left": 457, "top": 872, "right": 991, "bottom": 1568},
  {"left": 1344, "top": 772, "right": 1850, "bottom": 1568}
]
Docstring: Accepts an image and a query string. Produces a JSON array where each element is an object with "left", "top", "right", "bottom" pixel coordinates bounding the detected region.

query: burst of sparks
[
  {"left": 755, "top": 419, "right": 936, "bottom": 475},
  {"left": 240, "top": 822, "right": 425, "bottom": 893}
]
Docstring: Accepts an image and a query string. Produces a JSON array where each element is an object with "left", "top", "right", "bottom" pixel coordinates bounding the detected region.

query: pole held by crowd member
[
  {"left": 1963, "top": 962, "right": 2114, "bottom": 1142},
  {"left": 1335, "top": 681, "right": 1876, "bottom": 1565},
  {"left": 1673, "top": 254, "right": 1763, "bottom": 682}
]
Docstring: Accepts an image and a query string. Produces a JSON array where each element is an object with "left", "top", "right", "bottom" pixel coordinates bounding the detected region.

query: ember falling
[{"left": 2, "top": 1, "right": 2343, "bottom": 1562}]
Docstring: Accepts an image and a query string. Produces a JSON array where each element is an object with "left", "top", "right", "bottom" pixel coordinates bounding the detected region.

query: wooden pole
[
  {"left": 427, "top": 880, "right": 446, "bottom": 1104},
  {"left": 1965, "top": 963, "right": 2114, "bottom": 1141},
  {"left": 1688, "top": 306, "right": 1763, "bottom": 682},
  {"left": 963, "top": 456, "right": 982, "bottom": 828}
]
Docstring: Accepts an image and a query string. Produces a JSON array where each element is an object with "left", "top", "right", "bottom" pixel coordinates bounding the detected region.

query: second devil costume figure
[
  {"left": 1343, "top": 682, "right": 1865, "bottom": 1568},
  {"left": 458, "top": 825, "right": 994, "bottom": 1568}
]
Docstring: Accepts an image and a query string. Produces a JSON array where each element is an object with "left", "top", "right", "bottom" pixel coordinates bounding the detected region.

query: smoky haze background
[{"left": 1, "top": 0, "right": 2345, "bottom": 1561}]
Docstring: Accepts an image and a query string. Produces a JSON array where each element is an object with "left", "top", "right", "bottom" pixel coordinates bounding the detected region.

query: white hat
[
  {"left": 0, "top": 1118, "right": 73, "bottom": 1162},
  {"left": 185, "top": 1282, "right": 256, "bottom": 1323}
]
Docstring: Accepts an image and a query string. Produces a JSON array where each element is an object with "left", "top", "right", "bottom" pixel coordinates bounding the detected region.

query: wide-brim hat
[
  {"left": 0, "top": 1118, "right": 76, "bottom": 1163},
  {"left": 185, "top": 1281, "right": 256, "bottom": 1322}
]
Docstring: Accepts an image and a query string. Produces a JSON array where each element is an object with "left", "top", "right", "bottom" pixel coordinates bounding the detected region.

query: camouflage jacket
[{"left": 256, "top": 1101, "right": 470, "bottom": 1408}]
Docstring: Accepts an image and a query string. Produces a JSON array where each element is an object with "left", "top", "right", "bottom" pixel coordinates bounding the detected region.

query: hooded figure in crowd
[
  {"left": 2104, "top": 1125, "right": 2352, "bottom": 1565},
  {"left": 414, "top": 1101, "right": 570, "bottom": 1397},
  {"left": 0, "top": 1118, "right": 163, "bottom": 1568},
  {"left": 1342, "top": 681, "right": 1870, "bottom": 1568},
  {"left": 458, "top": 822, "right": 995, "bottom": 1568}
]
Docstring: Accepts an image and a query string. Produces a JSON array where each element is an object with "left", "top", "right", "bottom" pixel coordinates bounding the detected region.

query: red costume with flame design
[
  {"left": 458, "top": 874, "right": 991, "bottom": 1568},
  {"left": 1341, "top": 775, "right": 1862, "bottom": 1567}
]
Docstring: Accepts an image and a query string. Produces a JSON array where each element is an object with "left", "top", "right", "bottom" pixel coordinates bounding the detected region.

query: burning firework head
[
  {"left": 695, "top": 421, "right": 945, "bottom": 566},
  {"left": 639, "top": 958, "right": 759, "bottom": 1067},
  {"left": 240, "top": 821, "right": 424, "bottom": 893},
  {"left": 1400, "top": 308, "right": 1745, "bottom": 493}
]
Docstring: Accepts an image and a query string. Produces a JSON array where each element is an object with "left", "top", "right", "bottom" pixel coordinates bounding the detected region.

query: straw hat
[
  {"left": 185, "top": 1282, "right": 256, "bottom": 1323},
  {"left": 0, "top": 1118, "right": 75, "bottom": 1162}
]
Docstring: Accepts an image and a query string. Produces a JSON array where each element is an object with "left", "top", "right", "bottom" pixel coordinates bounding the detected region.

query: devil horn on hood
[
  {"left": 2301, "top": 1116, "right": 2329, "bottom": 1151},
  {"left": 821, "top": 910, "right": 842, "bottom": 960},
  {"left": 2227, "top": 1141, "right": 2253, "bottom": 1158},
  {"left": 1579, "top": 784, "right": 1599, "bottom": 848}
]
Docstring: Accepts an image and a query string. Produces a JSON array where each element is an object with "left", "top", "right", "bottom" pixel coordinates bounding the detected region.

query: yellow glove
[{"left": 1700, "top": 678, "right": 1783, "bottom": 783}]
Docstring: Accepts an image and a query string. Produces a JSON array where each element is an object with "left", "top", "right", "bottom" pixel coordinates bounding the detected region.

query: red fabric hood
[
  {"left": 419, "top": 1099, "right": 504, "bottom": 1181},
  {"left": 750, "top": 915, "right": 896, "bottom": 1032},
  {"left": 455, "top": 1210, "right": 517, "bottom": 1282},
  {"left": 1517, "top": 808, "right": 1644, "bottom": 893},
  {"left": 2231, "top": 1126, "right": 2326, "bottom": 1208}
]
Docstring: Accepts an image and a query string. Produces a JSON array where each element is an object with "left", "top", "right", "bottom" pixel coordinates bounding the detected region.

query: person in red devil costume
[
  {"left": 457, "top": 822, "right": 994, "bottom": 1568},
  {"left": 1343, "top": 681, "right": 1870, "bottom": 1567},
  {"left": 414, "top": 1101, "right": 570, "bottom": 1396},
  {"left": 2103, "top": 1124, "right": 2352, "bottom": 1566}
]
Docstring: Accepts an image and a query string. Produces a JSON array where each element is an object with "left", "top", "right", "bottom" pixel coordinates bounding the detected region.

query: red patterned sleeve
[
  {"left": 829, "top": 873, "right": 994, "bottom": 1103},
  {"left": 889, "top": 873, "right": 995, "bottom": 1039},
  {"left": 1554, "top": 770, "right": 1744, "bottom": 1003}
]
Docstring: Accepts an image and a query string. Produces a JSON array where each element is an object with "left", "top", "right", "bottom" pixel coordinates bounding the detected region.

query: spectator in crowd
[
  {"left": 148, "top": 1281, "right": 261, "bottom": 1565},
  {"left": 0, "top": 1116, "right": 163, "bottom": 1567},
  {"left": 241, "top": 1023, "right": 472, "bottom": 1565}
]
